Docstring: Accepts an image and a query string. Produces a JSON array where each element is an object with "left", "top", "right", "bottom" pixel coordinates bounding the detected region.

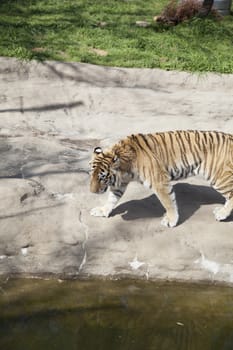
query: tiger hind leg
[
  {"left": 213, "top": 196, "right": 233, "bottom": 221},
  {"left": 213, "top": 170, "right": 233, "bottom": 221}
]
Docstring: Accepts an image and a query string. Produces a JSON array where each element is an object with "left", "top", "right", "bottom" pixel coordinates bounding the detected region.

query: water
[{"left": 1, "top": 278, "right": 233, "bottom": 350}]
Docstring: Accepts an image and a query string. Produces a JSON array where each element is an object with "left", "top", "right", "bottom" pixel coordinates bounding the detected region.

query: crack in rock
[
  {"left": 78, "top": 210, "right": 89, "bottom": 273},
  {"left": 20, "top": 179, "right": 45, "bottom": 203}
]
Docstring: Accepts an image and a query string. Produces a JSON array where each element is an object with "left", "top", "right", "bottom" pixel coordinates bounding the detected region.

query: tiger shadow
[{"left": 110, "top": 183, "right": 233, "bottom": 225}]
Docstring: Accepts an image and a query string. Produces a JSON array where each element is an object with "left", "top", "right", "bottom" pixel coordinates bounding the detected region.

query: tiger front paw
[
  {"left": 213, "top": 206, "right": 228, "bottom": 221},
  {"left": 90, "top": 206, "right": 111, "bottom": 218},
  {"left": 161, "top": 213, "right": 179, "bottom": 228}
]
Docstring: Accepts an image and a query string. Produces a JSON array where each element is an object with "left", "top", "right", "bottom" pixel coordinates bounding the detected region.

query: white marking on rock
[
  {"left": 78, "top": 210, "right": 89, "bottom": 273},
  {"left": 53, "top": 193, "right": 74, "bottom": 201},
  {"left": 194, "top": 253, "right": 220, "bottom": 275},
  {"left": 0, "top": 255, "right": 7, "bottom": 260},
  {"left": 21, "top": 247, "right": 28, "bottom": 256},
  {"left": 129, "top": 256, "right": 145, "bottom": 270}
]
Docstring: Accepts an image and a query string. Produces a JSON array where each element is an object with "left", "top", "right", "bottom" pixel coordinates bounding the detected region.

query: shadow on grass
[{"left": 0, "top": 0, "right": 88, "bottom": 61}]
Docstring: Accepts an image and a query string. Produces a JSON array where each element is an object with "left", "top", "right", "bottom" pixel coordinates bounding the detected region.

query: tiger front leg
[
  {"left": 153, "top": 183, "right": 179, "bottom": 228},
  {"left": 90, "top": 186, "right": 127, "bottom": 218}
]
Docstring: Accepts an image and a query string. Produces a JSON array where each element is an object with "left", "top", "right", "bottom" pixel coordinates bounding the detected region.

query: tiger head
[{"left": 90, "top": 146, "right": 120, "bottom": 194}]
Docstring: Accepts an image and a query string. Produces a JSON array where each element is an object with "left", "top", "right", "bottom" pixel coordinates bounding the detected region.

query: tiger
[{"left": 89, "top": 130, "right": 233, "bottom": 227}]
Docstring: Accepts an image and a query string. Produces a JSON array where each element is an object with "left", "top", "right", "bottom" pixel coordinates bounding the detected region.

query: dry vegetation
[{"left": 155, "top": 0, "right": 221, "bottom": 25}]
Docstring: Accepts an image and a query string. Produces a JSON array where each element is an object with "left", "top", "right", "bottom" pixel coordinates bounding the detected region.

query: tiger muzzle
[{"left": 90, "top": 181, "right": 107, "bottom": 194}]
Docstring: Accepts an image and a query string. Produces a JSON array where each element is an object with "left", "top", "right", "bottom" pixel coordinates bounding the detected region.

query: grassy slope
[{"left": 0, "top": 0, "right": 232, "bottom": 73}]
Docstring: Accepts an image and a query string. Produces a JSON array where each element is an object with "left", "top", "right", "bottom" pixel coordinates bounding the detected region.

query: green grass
[{"left": 0, "top": 0, "right": 233, "bottom": 73}]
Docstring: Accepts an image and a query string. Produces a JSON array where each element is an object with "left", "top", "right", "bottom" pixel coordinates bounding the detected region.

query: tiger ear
[{"left": 94, "top": 147, "right": 103, "bottom": 155}]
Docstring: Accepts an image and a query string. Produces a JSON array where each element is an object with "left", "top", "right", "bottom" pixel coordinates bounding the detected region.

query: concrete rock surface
[{"left": 0, "top": 57, "right": 233, "bottom": 284}]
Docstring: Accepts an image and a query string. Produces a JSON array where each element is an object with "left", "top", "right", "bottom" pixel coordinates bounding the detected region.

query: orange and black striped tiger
[{"left": 90, "top": 130, "right": 233, "bottom": 227}]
